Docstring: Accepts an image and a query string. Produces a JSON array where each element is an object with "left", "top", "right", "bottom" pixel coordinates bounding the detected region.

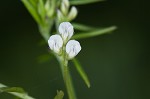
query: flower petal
[
  {"left": 66, "top": 40, "right": 81, "bottom": 59},
  {"left": 48, "top": 35, "right": 63, "bottom": 54},
  {"left": 59, "top": 22, "right": 74, "bottom": 41}
]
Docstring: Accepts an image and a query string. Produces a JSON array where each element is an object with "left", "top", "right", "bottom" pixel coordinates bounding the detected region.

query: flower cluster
[
  {"left": 48, "top": 22, "right": 81, "bottom": 60},
  {"left": 57, "top": 0, "right": 78, "bottom": 22}
]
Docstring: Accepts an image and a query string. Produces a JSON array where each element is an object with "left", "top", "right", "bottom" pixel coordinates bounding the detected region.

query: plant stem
[
  {"left": 58, "top": 56, "right": 76, "bottom": 99},
  {"left": 64, "top": 66, "right": 76, "bottom": 99}
]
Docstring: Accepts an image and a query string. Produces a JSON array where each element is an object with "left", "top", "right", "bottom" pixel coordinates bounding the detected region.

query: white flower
[
  {"left": 66, "top": 40, "right": 81, "bottom": 59},
  {"left": 48, "top": 35, "right": 63, "bottom": 54},
  {"left": 59, "top": 22, "right": 74, "bottom": 42}
]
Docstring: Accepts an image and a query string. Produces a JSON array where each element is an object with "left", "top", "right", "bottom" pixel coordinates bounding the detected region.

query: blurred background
[{"left": 0, "top": 0, "right": 150, "bottom": 99}]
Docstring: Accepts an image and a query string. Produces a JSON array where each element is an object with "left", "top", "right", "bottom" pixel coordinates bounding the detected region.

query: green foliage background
[{"left": 0, "top": 0, "right": 149, "bottom": 99}]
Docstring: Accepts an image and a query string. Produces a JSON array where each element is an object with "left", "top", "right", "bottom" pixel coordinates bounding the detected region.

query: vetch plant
[
  {"left": 0, "top": 0, "right": 117, "bottom": 99},
  {"left": 48, "top": 22, "right": 82, "bottom": 99}
]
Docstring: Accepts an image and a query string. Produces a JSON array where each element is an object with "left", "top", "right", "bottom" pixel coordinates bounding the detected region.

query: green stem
[
  {"left": 58, "top": 56, "right": 76, "bottom": 99},
  {"left": 64, "top": 66, "right": 76, "bottom": 99}
]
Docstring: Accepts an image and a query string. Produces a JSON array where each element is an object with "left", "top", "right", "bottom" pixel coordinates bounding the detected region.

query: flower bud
[
  {"left": 61, "top": 3, "right": 68, "bottom": 15},
  {"left": 45, "top": 0, "right": 50, "bottom": 12},
  {"left": 63, "top": 0, "right": 69, "bottom": 8},
  {"left": 68, "top": 6, "right": 78, "bottom": 21},
  {"left": 45, "top": 0, "right": 54, "bottom": 17},
  {"left": 58, "top": 22, "right": 74, "bottom": 42},
  {"left": 48, "top": 35, "right": 63, "bottom": 54},
  {"left": 57, "top": 10, "right": 64, "bottom": 22},
  {"left": 66, "top": 40, "right": 81, "bottom": 59}
]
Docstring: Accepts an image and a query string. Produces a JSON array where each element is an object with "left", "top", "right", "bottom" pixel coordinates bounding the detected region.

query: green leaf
[
  {"left": 22, "top": 0, "right": 42, "bottom": 25},
  {"left": 0, "top": 83, "right": 35, "bottom": 99},
  {"left": 72, "top": 26, "right": 117, "bottom": 39},
  {"left": 70, "top": 0, "right": 105, "bottom": 5},
  {"left": 72, "top": 58, "right": 90, "bottom": 88},
  {"left": 38, "top": 0, "right": 46, "bottom": 21},
  {"left": 54, "top": 90, "right": 64, "bottom": 99},
  {"left": 0, "top": 87, "right": 25, "bottom": 93},
  {"left": 72, "top": 23, "right": 96, "bottom": 31},
  {"left": 28, "top": 0, "right": 38, "bottom": 8}
]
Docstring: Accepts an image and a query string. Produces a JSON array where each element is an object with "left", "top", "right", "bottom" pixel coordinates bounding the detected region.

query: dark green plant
[{"left": 0, "top": 0, "right": 117, "bottom": 99}]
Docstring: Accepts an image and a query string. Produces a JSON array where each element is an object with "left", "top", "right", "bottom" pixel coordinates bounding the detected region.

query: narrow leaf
[
  {"left": 54, "top": 90, "right": 64, "bottom": 99},
  {"left": 0, "top": 83, "right": 35, "bottom": 99},
  {"left": 72, "top": 58, "right": 90, "bottom": 88},
  {"left": 22, "top": 0, "right": 42, "bottom": 25},
  {"left": 70, "top": 0, "right": 105, "bottom": 5},
  {"left": 0, "top": 87, "right": 25, "bottom": 93},
  {"left": 73, "top": 26, "right": 117, "bottom": 39},
  {"left": 72, "top": 23, "right": 96, "bottom": 31},
  {"left": 38, "top": 0, "right": 46, "bottom": 20},
  {"left": 28, "top": 0, "right": 38, "bottom": 8}
]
